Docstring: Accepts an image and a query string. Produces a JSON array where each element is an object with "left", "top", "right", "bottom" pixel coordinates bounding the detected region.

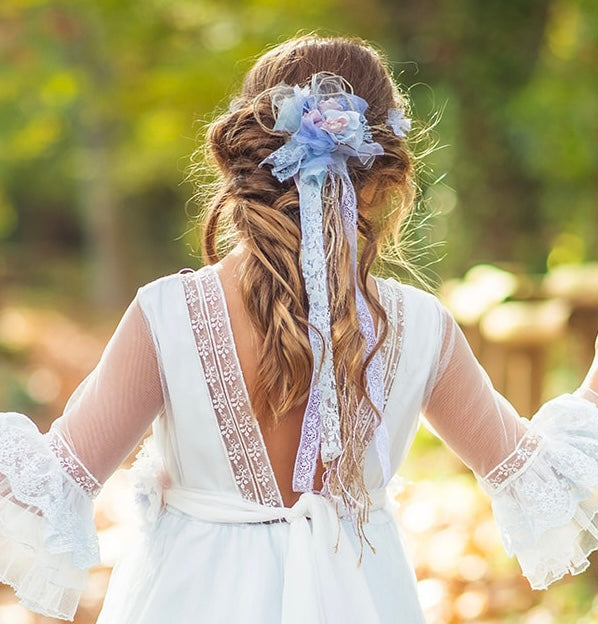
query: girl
[{"left": 1, "top": 35, "right": 598, "bottom": 623}]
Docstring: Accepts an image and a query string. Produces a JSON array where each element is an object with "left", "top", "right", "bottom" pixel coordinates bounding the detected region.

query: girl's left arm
[{"left": 422, "top": 300, "right": 598, "bottom": 591}]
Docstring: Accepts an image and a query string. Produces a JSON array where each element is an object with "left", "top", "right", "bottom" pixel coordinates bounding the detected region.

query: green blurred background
[
  {"left": 1, "top": 0, "right": 597, "bottom": 622},
  {"left": 1, "top": 0, "right": 596, "bottom": 307}
]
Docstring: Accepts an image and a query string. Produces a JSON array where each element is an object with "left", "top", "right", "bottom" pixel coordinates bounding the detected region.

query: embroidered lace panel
[
  {"left": 358, "top": 278, "right": 404, "bottom": 445},
  {"left": 0, "top": 413, "right": 100, "bottom": 569},
  {"left": 47, "top": 428, "right": 101, "bottom": 498},
  {"left": 482, "top": 430, "right": 544, "bottom": 493},
  {"left": 182, "top": 269, "right": 404, "bottom": 503},
  {"left": 182, "top": 269, "right": 283, "bottom": 508},
  {"left": 378, "top": 279, "right": 404, "bottom": 405}
]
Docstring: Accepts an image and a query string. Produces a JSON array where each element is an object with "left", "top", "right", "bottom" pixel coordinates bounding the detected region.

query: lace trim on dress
[
  {"left": 476, "top": 394, "right": 598, "bottom": 589},
  {"left": 482, "top": 431, "right": 544, "bottom": 494},
  {"left": 359, "top": 278, "right": 405, "bottom": 448},
  {"left": 47, "top": 427, "right": 102, "bottom": 498},
  {"left": 379, "top": 278, "right": 404, "bottom": 404},
  {"left": 0, "top": 412, "right": 100, "bottom": 619},
  {"left": 182, "top": 269, "right": 283, "bottom": 508}
]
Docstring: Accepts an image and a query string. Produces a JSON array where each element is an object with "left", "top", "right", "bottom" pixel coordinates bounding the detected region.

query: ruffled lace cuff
[
  {"left": 479, "top": 394, "right": 598, "bottom": 590},
  {"left": 0, "top": 412, "right": 100, "bottom": 621}
]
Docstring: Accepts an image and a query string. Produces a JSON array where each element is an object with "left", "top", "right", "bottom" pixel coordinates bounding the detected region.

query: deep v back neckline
[{"left": 181, "top": 265, "right": 404, "bottom": 508}]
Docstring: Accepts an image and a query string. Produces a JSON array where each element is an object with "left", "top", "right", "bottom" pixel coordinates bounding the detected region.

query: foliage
[
  {"left": 382, "top": 0, "right": 597, "bottom": 276},
  {"left": 1, "top": 0, "right": 596, "bottom": 300}
]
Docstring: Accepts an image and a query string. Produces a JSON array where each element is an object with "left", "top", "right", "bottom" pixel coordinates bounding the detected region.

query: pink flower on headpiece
[
  {"left": 320, "top": 109, "right": 363, "bottom": 148},
  {"left": 321, "top": 114, "right": 349, "bottom": 134}
]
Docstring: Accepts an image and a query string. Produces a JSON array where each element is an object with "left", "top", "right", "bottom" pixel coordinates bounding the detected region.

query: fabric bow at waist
[{"left": 164, "top": 488, "right": 390, "bottom": 624}]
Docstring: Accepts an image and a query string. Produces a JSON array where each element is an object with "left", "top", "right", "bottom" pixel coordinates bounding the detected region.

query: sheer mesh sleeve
[
  {"left": 0, "top": 294, "right": 163, "bottom": 620},
  {"left": 51, "top": 296, "right": 164, "bottom": 485},
  {"left": 423, "top": 301, "right": 598, "bottom": 590}
]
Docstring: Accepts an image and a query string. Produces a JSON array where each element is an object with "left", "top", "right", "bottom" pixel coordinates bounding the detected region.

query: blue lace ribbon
[{"left": 260, "top": 73, "right": 392, "bottom": 492}]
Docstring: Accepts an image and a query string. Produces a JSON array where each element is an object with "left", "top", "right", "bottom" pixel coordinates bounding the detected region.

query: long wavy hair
[{"left": 194, "top": 35, "right": 415, "bottom": 530}]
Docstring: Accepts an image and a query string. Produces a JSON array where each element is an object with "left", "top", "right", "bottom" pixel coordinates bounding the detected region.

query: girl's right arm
[{"left": 0, "top": 294, "right": 163, "bottom": 620}]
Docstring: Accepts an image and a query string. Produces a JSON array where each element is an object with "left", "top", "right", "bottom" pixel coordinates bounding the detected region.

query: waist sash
[{"left": 164, "top": 488, "right": 391, "bottom": 623}]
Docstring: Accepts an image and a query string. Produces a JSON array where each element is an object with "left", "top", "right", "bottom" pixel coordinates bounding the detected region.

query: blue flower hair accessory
[{"left": 260, "top": 73, "right": 394, "bottom": 495}]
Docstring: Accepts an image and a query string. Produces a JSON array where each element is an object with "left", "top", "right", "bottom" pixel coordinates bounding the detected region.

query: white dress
[{"left": 1, "top": 265, "right": 598, "bottom": 623}]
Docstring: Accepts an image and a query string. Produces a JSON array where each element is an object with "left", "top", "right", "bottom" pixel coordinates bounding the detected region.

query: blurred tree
[
  {"left": 0, "top": 0, "right": 386, "bottom": 305},
  {"left": 382, "top": 0, "right": 597, "bottom": 275},
  {"left": 0, "top": 0, "right": 596, "bottom": 301}
]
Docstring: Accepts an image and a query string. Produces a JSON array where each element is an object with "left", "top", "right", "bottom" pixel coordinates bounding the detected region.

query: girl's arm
[
  {"left": 49, "top": 296, "right": 164, "bottom": 485},
  {"left": 0, "top": 293, "right": 163, "bottom": 620},
  {"left": 423, "top": 302, "right": 598, "bottom": 590},
  {"left": 577, "top": 335, "right": 598, "bottom": 401}
]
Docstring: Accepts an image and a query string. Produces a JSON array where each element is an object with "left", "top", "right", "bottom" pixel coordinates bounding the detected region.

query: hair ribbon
[{"left": 260, "top": 73, "right": 408, "bottom": 494}]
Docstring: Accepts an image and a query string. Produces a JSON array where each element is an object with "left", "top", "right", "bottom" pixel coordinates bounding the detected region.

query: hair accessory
[
  {"left": 386, "top": 108, "right": 411, "bottom": 138},
  {"left": 260, "top": 73, "right": 391, "bottom": 496}
]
